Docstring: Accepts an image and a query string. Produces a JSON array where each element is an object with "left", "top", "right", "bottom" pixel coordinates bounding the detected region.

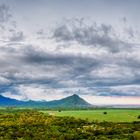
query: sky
[{"left": 0, "top": 0, "right": 140, "bottom": 105}]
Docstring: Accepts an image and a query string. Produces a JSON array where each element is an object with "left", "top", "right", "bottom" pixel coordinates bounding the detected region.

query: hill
[
  {"left": 0, "top": 95, "right": 40, "bottom": 107},
  {"left": 45, "top": 94, "right": 92, "bottom": 108},
  {"left": 0, "top": 94, "right": 92, "bottom": 108},
  {"left": 0, "top": 95, "right": 21, "bottom": 106}
]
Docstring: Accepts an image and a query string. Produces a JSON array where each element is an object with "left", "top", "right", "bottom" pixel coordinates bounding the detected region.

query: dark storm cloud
[
  {"left": 0, "top": 32, "right": 140, "bottom": 98},
  {"left": 101, "top": 92, "right": 140, "bottom": 97},
  {"left": 0, "top": 43, "right": 100, "bottom": 85},
  {"left": 1, "top": 42, "right": 140, "bottom": 92},
  {"left": 24, "top": 48, "right": 99, "bottom": 67},
  {"left": 52, "top": 19, "right": 136, "bottom": 53},
  {"left": 87, "top": 85, "right": 140, "bottom": 97}
]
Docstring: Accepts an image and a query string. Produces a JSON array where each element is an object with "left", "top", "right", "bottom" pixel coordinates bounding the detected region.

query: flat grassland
[{"left": 42, "top": 109, "right": 140, "bottom": 122}]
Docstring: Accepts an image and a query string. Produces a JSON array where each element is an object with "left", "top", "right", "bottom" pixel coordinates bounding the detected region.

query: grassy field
[{"left": 42, "top": 109, "right": 140, "bottom": 122}]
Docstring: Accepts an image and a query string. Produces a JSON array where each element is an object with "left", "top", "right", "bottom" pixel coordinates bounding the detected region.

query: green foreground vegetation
[
  {"left": 0, "top": 108, "right": 140, "bottom": 139},
  {"left": 42, "top": 109, "right": 140, "bottom": 122}
]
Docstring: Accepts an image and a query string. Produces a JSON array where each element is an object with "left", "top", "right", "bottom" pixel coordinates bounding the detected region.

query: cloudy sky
[{"left": 0, "top": 0, "right": 140, "bottom": 105}]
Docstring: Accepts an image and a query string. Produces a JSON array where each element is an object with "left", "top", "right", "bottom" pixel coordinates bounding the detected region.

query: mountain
[
  {"left": 0, "top": 95, "right": 40, "bottom": 107},
  {"left": 0, "top": 95, "right": 21, "bottom": 106},
  {"left": 45, "top": 94, "right": 92, "bottom": 108},
  {"left": 0, "top": 94, "right": 92, "bottom": 108}
]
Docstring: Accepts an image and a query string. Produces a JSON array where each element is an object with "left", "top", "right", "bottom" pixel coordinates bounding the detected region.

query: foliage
[
  {"left": 0, "top": 110, "right": 140, "bottom": 139},
  {"left": 103, "top": 112, "right": 107, "bottom": 115},
  {"left": 133, "top": 131, "right": 140, "bottom": 140}
]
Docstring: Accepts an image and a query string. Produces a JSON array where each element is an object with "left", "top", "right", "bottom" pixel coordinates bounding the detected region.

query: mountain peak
[
  {"left": 56, "top": 94, "right": 91, "bottom": 107},
  {"left": 71, "top": 94, "right": 79, "bottom": 97}
]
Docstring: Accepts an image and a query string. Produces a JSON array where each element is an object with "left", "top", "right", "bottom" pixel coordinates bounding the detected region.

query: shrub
[
  {"left": 103, "top": 112, "right": 107, "bottom": 115},
  {"left": 133, "top": 131, "right": 140, "bottom": 140}
]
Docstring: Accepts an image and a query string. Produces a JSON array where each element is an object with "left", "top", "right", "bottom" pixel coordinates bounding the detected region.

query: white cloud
[{"left": 0, "top": 76, "right": 11, "bottom": 85}]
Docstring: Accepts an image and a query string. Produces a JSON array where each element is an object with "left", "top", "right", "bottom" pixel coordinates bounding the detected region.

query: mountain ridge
[{"left": 0, "top": 94, "right": 92, "bottom": 108}]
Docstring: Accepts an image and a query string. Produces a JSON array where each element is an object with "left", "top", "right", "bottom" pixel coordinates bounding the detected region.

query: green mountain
[
  {"left": 45, "top": 94, "right": 92, "bottom": 108},
  {"left": 0, "top": 94, "right": 92, "bottom": 108}
]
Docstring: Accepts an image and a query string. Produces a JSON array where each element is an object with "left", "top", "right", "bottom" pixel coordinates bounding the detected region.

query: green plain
[{"left": 42, "top": 109, "right": 140, "bottom": 122}]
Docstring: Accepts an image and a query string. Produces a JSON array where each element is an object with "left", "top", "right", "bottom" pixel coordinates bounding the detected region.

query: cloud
[
  {"left": 1, "top": 84, "right": 75, "bottom": 101},
  {"left": 0, "top": 4, "right": 25, "bottom": 43},
  {"left": 9, "top": 31, "right": 24, "bottom": 42},
  {"left": 0, "top": 4, "right": 11, "bottom": 24},
  {"left": 51, "top": 18, "right": 139, "bottom": 53},
  {"left": 0, "top": 36, "right": 140, "bottom": 100},
  {"left": 0, "top": 9, "right": 140, "bottom": 104},
  {"left": 0, "top": 76, "right": 11, "bottom": 85}
]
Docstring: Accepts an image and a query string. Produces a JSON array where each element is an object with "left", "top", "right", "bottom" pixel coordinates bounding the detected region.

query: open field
[{"left": 42, "top": 109, "right": 140, "bottom": 122}]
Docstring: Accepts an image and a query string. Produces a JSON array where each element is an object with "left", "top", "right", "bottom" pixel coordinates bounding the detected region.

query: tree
[
  {"left": 133, "top": 131, "right": 140, "bottom": 140},
  {"left": 103, "top": 112, "right": 107, "bottom": 115}
]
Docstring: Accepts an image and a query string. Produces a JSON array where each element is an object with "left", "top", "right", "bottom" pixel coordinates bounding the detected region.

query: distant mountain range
[{"left": 0, "top": 94, "right": 92, "bottom": 108}]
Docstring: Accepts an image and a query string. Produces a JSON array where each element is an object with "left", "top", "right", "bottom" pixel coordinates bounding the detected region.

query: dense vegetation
[{"left": 0, "top": 109, "right": 140, "bottom": 140}]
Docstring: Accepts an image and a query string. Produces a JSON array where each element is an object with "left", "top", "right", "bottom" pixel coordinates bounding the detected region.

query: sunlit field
[{"left": 42, "top": 109, "right": 140, "bottom": 122}]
